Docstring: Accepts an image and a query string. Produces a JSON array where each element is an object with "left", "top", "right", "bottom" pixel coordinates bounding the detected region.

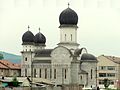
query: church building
[{"left": 21, "top": 5, "right": 98, "bottom": 87}]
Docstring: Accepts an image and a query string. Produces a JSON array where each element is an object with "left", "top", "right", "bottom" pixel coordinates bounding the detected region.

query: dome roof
[
  {"left": 22, "top": 31, "right": 35, "bottom": 43},
  {"left": 59, "top": 7, "right": 78, "bottom": 25},
  {"left": 81, "top": 53, "right": 97, "bottom": 61},
  {"left": 34, "top": 32, "right": 46, "bottom": 44}
]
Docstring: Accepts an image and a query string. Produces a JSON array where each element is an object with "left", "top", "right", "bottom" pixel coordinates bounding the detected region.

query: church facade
[{"left": 21, "top": 6, "right": 98, "bottom": 87}]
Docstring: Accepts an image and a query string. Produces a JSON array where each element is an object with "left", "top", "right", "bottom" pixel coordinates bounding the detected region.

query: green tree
[
  {"left": 11, "top": 75, "right": 19, "bottom": 87},
  {"left": 0, "top": 53, "right": 4, "bottom": 59},
  {"left": 103, "top": 78, "right": 110, "bottom": 89}
]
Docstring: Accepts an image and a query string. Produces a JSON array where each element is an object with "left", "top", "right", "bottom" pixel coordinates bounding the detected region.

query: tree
[
  {"left": 103, "top": 78, "right": 110, "bottom": 89},
  {"left": 0, "top": 53, "right": 4, "bottom": 59},
  {"left": 11, "top": 75, "right": 19, "bottom": 87}
]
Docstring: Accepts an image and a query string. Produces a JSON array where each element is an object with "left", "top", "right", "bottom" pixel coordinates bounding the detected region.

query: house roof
[
  {"left": 102, "top": 55, "right": 120, "bottom": 64},
  {"left": 0, "top": 63, "right": 8, "bottom": 69},
  {"left": 0, "top": 60, "right": 21, "bottom": 69}
]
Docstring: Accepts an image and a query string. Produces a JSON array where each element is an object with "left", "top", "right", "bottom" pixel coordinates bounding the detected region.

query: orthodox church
[{"left": 21, "top": 5, "right": 97, "bottom": 87}]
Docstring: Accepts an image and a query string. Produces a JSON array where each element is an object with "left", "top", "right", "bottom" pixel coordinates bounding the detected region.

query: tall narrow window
[
  {"left": 54, "top": 69, "right": 56, "bottom": 79},
  {"left": 71, "top": 34, "right": 72, "bottom": 41},
  {"left": 91, "top": 69, "right": 93, "bottom": 79},
  {"left": 39, "top": 69, "right": 41, "bottom": 78},
  {"left": 65, "top": 34, "right": 66, "bottom": 41},
  {"left": 25, "top": 57, "right": 27, "bottom": 61},
  {"left": 34, "top": 69, "right": 36, "bottom": 77},
  {"left": 25, "top": 69, "right": 27, "bottom": 77},
  {"left": 81, "top": 76, "right": 82, "bottom": 80},
  {"left": 45, "top": 68, "right": 47, "bottom": 79},
  {"left": 26, "top": 46, "right": 27, "bottom": 51},
  {"left": 65, "top": 69, "right": 67, "bottom": 79},
  {"left": 50, "top": 69, "right": 52, "bottom": 79},
  {"left": 1, "top": 69, "right": 3, "bottom": 72}
]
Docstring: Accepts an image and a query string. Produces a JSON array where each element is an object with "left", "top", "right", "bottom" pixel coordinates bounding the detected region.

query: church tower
[
  {"left": 21, "top": 26, "right": 35, "bottom": 77},
  {"left": 58, "top": 4, "right": 79, "bottom": 50},
  {"left": 21, "top": 26, "right": 46, "bottom": 77}
]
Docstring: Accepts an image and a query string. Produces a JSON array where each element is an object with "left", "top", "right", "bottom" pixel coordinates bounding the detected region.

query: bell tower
[
  {"left": 58, "top": 4, "right": 79, "bottom": 50},
  {"left": 21, "top": 26, "right": 35, "bottom": 77}
]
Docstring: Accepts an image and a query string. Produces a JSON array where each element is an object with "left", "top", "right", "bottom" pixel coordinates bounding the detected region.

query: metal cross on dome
[
  {"left": 68, "top": 3, "right": 70, "bottom": 8},
  {"left": 28, "top": 25, "right": 30, "bottom": 31},
  {"left": 39, "top": 27, "right": 40, "bottom": 33}
]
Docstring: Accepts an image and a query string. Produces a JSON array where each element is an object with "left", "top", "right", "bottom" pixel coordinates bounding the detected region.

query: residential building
[
  {"left": 97, "top": 55, "right": 120, "bottom": 88},
  {"left": 0, "top": 60, "right": 21, "bottom": 76}
]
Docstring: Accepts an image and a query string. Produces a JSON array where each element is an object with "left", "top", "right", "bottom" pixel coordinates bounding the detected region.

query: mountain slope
[{"left": 0, "top": 51, "right": 21, "bottom": 64}]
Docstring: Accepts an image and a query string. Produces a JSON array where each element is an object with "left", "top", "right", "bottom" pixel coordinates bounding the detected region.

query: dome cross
[
  {"left": 39, "top": 27, "right": 41, "bottom": 33},
  {"left": 28, "top": 25, "right": 30, "bottom": 31},
  {"left": 68, "top": 3, "right": 70, "bottom": 8}
]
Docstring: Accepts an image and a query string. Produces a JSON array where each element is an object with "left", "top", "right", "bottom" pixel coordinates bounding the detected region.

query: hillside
[{"left": 0, "top": 51, "right": 21, "bottom": 64}]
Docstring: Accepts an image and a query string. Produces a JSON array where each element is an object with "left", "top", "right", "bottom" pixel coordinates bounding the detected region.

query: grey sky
[{"left": 0, "top": 0, "right": 120, "bottom": 57}]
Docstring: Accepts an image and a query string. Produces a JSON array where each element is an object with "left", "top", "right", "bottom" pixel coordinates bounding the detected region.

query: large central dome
[{"left": 59, "top": 7, "right": 78, "bottom": 25}]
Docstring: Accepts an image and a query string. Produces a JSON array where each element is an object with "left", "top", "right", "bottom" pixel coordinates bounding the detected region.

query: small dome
[
  {"left": 59, "top": 7, "right": 78, "bottom": 25},
  {"left": 81, "top": 53, "right": 97, "bottom": 61},
  {"left": 34, "top": 32, "right": 46, "bottom": 44},
  {"left": 22, "top": 31, "right": 35, "bottom": 43}
]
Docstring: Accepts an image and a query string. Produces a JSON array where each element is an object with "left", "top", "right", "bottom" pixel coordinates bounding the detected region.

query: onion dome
[
  {"left": 34, "top": 28, "right": 46, "bottom": 45},
  {"left": 81, "top": 53, "right": 97, "bottom": 61},
  {"left": 22, "top": 26, "right": 35, "bottom": 45},
  {"left": 59, "top": 4, "right": 78, "bottom": 26}
]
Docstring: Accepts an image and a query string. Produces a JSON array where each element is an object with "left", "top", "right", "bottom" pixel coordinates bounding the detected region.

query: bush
[
  {"left": 10, "top": 76, "right": 19, "bottom": 87},
  {"left": 103, "top": 78, "right": 110, "bottom": 89}
]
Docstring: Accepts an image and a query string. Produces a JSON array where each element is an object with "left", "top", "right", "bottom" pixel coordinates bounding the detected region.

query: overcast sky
[{"left": 0, "top": 0, "right": 120, "bottom": 57}]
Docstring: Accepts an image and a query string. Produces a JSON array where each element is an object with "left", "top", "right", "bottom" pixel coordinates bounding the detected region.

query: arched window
[
  {"left": 25, "top": 69, "right": 27, "bottom": 77},
  {"left": 81, "top": 76, "right": 82, "bottom": 80},
  {"left": 71, "top": 34, "right": 72, "bottom": 41},
  {"left": 50, "top": 69, "right": 52, "bottom": 79},
  {"left": 65, "top": 34, "right": 66, "bottom": 41},
  {"left": 26, "top": 46, "right": 27, "bottom": 51},
  {"left": 54, "top": 69, "right": 56, "bottom": 79},
  {"left": 91, "top": 69, "right": 93, "bottom": 79},
  {"left": 30, "top": 46, "right": 31, "bottom": 51},
  {"left": 65, "top": 69, "right": 67, "bottom": 79},
  {"left": 25, "top": 57, "right": 27, "bottom": 61},
  {"left": 34, "top": 69, "right": 36, "bottom": 77},
  {"left": 39, "top": 69, "right": 41, "bottom": 78},
  {"left": 45, "top": 68, "right": 47, "bottom": 79}
]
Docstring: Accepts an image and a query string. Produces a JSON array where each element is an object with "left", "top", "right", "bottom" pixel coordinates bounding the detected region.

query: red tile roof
[
  {"left": 0, "top": 63, "right": 8, "bottom": 69},
  {"left": 0, "top": 60, "right": 21, "bottom": 69}
]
